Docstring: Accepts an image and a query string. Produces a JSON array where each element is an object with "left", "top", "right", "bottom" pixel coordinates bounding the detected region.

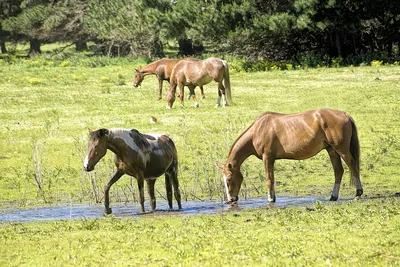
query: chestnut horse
[
  {"left": 133, "top": 58, "right": 204, "bottom": 100},
  {"left": 84, "top": 128, "right": 182, "bottom": 214},
  {"left": 217, "top": 108, "right": 363, "bottom": 204},
  {"left": 166, "top": 57, "right": 232, "bottom": 108}
]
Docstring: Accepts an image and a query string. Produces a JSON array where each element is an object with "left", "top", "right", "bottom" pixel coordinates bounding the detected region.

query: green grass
[
  {"left": 0, "top": 54, "right": 399, "bottom": 266},
  {"left": 0, "top": 198, "right": 399, "bottom": 266},
  {"left": 0, "top": 58, "right": 399, "bottom": 207}
]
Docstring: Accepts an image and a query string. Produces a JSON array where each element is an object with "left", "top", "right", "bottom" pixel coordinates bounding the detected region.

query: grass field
[
  {"left": 1, "top": 198, "right": 399, "bottom": 266},
  {"left": 0, "top": 56, "right": 399, "bottom": 207},
  {"left": 0, "top": 53, "right": 399, "bottom": 266}
]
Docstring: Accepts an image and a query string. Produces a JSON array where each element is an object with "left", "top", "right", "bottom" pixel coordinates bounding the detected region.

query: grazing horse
[
  {"left": 133, "top": 58, "right": 205, "bottom": 100},
  {"left": 166, "top": 57, "right": 232, "bottom": 108},
  {"left": 217, "top": 108, "right": 363, "bottom": 204},
  {"left": 84, "top": 128, "right": 182, "bottom": 214}
]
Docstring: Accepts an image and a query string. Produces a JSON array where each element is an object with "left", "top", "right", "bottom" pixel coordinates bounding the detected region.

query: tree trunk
[
  {"left": 178, "top": 39, "right": 194, "bottom": 56},
  {"left": 29, "top": 39, "right": 41, "bottom": 57},
  {"left": 75, "top": 41, "right": 87, "bottom": 52},
  {"left": 335, "top": 32, "right": 341, "bottom": 58},
  {"left": 0, "top": 42, "right": 6, "bottom": 53}
]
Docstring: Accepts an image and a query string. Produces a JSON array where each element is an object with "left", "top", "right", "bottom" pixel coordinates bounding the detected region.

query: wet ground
[{"left": 0, "top": 196, "right": 328, "bottom": 222}]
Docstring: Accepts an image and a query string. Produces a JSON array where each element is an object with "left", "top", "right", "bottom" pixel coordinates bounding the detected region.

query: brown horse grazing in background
[
  {"left": 166, "top": 57, "right": 232, "bottom": 108},
  {"left": 84, "top": 128, "right": 182, "bottom": 214},
  {"left": 133, "top": 58, "right": 204, "bottom": 100},
  {"left": 217, "top": 108, "right": 363, "bottom": 204}
]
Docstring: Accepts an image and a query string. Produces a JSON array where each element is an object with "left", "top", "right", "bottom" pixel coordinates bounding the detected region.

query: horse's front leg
[
  {"left": 263, "top": 155, "right": 276, "bottom": 203},
  {"left": 188, "top": 85, "right": 199, "bottom": 108},
  {"left": 178, "top": 83, "right": 185, "bottom": 107},
  {"left": 104, "top": 169, "right": 124, "bottom": 215},
  {"left": 158, "top": 79, "right": 163, "bottom": 100},
  {"left": 146, "top": 179, "right": 157, "bottom": 211},
  {"left": 200, "top": 86, "right": 205, "bottom": 99}
]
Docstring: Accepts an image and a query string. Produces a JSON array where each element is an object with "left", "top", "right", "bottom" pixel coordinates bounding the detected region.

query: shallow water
[{"left": 0, "top": 196, "right": 323, "bottom": 222}]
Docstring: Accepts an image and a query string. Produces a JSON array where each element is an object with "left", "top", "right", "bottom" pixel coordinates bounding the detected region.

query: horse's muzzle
[
  {"left": 133, "top": 84, "right": 139, "bottom": 88},
  {"left": 225, "top": 196, "right": 239, "bottom": 205},
  {"left": 84, "top": 165, "right": 94, "bottom": 172}
]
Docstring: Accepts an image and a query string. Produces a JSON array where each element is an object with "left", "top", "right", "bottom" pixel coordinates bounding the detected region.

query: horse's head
[
  {"left": 166, "top": 87, "right": 176, "bottom": 109},
  {"left": 216, "top": 162, "right": 243, "bottom": 204},
  {"left": 133, "top": 69, "right": 144, "bottom": 87},
  {"left": 84, "top": 128, "right": 109, "bottom": 172}
]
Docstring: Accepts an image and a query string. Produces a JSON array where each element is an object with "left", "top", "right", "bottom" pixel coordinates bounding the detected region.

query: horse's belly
[
  {"left": 275, "top": 140, "right": 326, "bottom": 160},
  {"left": 187, "top": 74, "right": 212, "bottom": 86}
]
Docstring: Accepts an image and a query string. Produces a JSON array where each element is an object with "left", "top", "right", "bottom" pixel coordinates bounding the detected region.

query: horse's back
[{"left": 253, "top": 108, "right": 351, "bottom": 159}]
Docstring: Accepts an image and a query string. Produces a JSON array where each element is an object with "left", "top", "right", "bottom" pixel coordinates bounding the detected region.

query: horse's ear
[
  {"left": 88, "top": 128, "right": 92, "bottom": 135},
  {"left": 135, "top": 68, "right": 139, "bottom": 72},
  {"left": 98, "top": 128, "right": 109, "bottom": 137},
  {"left": 216, "top": 162, "right": 224, "bottom": 169}
]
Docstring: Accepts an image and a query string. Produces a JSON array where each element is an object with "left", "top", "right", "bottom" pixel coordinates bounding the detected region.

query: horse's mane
[{"left": 228, "top": 120, "right": 257, "bottom": 156}]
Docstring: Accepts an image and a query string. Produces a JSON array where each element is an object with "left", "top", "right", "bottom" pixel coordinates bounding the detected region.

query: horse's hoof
[
  {"left": 194, "top": 102, "right": 199, "bottom": 108},
  {"left": 201, "top": 96, "right": 205, "bottom": 99},
  {"left": 104, "top": 207, "right": 112, "bottom": 215},
  {"left": 215, "top": 104, "right": 220, "bottom": 108},
  {"left": 166, "top": 105, "right": 171, "bottom": 109},
  {"left": 329, "top": 195, "right": 338, "bottom": 201},
  {"left": 354, "top": 196, "right": 361, "bottom": 200}
]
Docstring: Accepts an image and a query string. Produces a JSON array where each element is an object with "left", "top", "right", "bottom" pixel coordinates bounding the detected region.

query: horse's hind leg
[
  {"left": 104, "top": 169, "right": 124, "bottom": 214},
  {"left": 168, "top": 163, "right": 182, "bottom": 210},
  {"left": 165, "top": 173, "right": 173, "bottom": 209},
  {"left": 146, "top": 179, "right": 157, "bottom": 211},
  {"left": 338, "top": 150, "right": 363, "bottom": 199},
  {"left": 216, "top": 82, "right": 228, "bottom": 107},
  {"left": 326, "top": 146, "right": 344, "bottom": 201}
]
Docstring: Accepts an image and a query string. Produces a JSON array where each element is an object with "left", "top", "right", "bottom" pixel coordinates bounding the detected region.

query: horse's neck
[
  {"left": 140, "top": 61, "right": 159, "bottom": 75},
  {"left": 227, "top": 130, "right": 255, "bottom": 168},
  {"left": 106, "top": 129, "right": 147, "bottom": 158}
]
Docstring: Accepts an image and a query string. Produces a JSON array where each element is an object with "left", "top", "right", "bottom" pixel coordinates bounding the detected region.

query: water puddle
[{"left": 0, "top": 196, "right": 324, "bottom": 222}]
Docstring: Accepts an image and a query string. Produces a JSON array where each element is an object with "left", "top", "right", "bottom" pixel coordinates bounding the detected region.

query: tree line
[{"left": 1, "top": 0, "right": 399, "bottom": 66}]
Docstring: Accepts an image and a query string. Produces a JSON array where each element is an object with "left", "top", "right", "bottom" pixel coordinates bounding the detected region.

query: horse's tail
[
  {"left": 349, "top": 116, "right": 360, "bottom": 186},
  {"left": 222, "top": 60, "right": 232, "bottom": 104}
]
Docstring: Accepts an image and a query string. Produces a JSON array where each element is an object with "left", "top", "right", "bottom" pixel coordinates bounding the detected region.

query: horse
[
  {"left": 133, "top": 58, "right": 205, "bottom": 100},
  {"left": 166, "top": 57, "right": 232, "bottom": 108},
  {"left": 216, "top": 108, "right": 363, "bottom": 204},
  {"left": 83, "top": 128, "right": 182, "bottom": 214}
]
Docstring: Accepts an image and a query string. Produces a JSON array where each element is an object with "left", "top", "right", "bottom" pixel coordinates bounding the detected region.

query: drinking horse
[
  {"left": 166, "top": 57, "right": 232, "bottom": 108},
  {"left": 217, "top": 108, "right": 363, "bottom": 204},
  {"left": 133, "top": 58, "right": 205, "bottom": 100},
  {"left": 84, "top": 128, "right": 182, "bottom": 214}
]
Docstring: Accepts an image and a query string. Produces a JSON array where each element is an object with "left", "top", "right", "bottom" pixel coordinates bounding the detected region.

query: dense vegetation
[{"left": 1, "top": 0, "right": 399, "bottom": 66}]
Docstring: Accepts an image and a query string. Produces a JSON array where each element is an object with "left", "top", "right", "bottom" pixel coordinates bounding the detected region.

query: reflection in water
[{"left": 0, "top": 197, "right": 322, "bottom": 222}]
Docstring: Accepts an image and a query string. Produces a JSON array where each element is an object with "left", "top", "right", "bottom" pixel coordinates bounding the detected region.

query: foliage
[{"left": 1, "top": 0, "right": 399, "bottom": 62}]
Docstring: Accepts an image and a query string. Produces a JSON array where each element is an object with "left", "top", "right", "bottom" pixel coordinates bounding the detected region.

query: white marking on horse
[
  {"left": 110, "top": 129, "right": 150, "bottom": 163},
  {"left": 223, "top": 174, "right": 231, "bottom": 201},
  {"left": 83, "top": 155, "right": 89, "bottom": 169},
  {"left": 332, "top": 183, "right": 340, "bottom": 198}
]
